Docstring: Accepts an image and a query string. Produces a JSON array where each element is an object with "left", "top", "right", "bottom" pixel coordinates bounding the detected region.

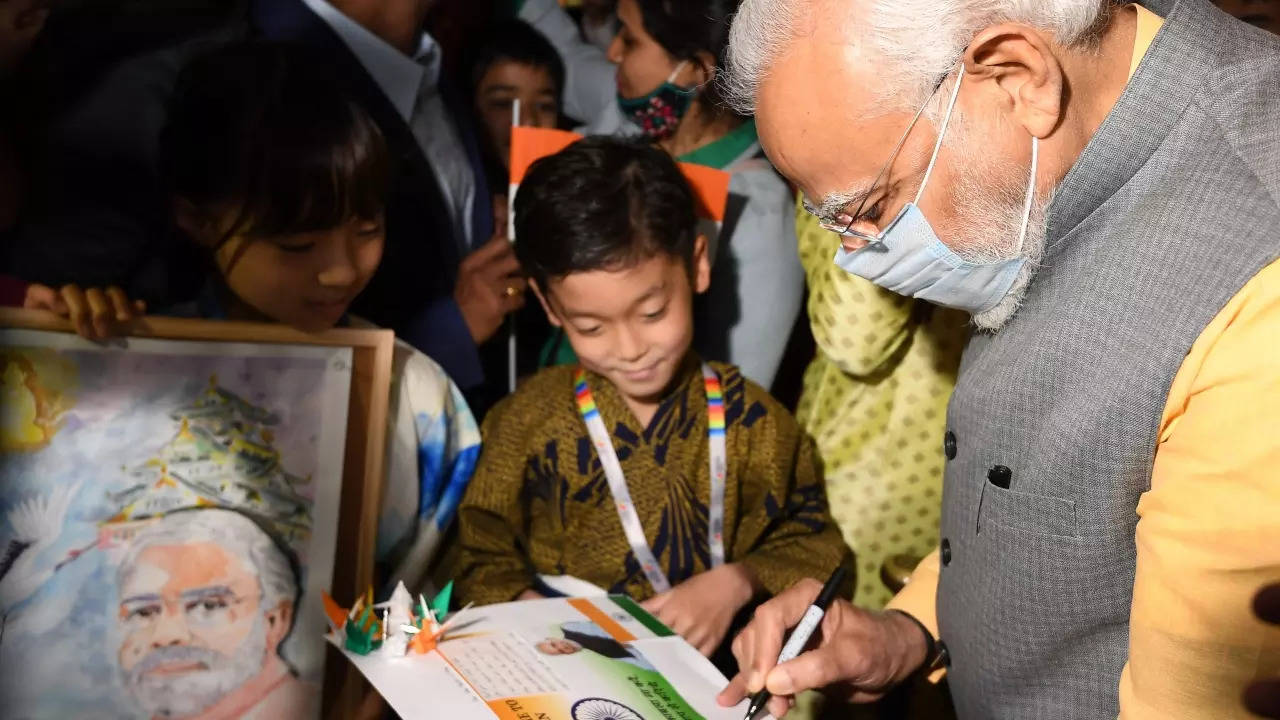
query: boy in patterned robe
[{"left": 455, "top": 137, "right": 852, "bottom": 660}]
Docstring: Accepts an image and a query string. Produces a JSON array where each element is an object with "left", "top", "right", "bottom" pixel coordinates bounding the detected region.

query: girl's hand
[
  {"left": 23, "top": 284, "right": 146, "bottom": 340},
  {"left": 640, "top": 563, "right": 759, "bottom": 657}
]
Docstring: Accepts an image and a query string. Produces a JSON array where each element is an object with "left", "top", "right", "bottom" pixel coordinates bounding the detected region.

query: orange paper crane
[{"left": 403, "top": 592, "right": 475, "bottom": 656}]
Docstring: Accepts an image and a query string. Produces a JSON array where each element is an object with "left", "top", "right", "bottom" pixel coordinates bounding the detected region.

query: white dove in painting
[{"left": 0, "top": 480, "right": 82, "bottom": 645}]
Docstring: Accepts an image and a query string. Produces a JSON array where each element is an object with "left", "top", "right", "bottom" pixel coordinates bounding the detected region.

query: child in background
[
  {"left": 455, "top": 137, "right": 852, "bottom": 662},
  {"left": 23, "top": 42, "right": 479, "bottom": 593},
  {"left": 464, "top": 20, "right": 566, "bottom": 194},
  {"left": 464, "top": 20, "right": 570, "bottom": 379}
]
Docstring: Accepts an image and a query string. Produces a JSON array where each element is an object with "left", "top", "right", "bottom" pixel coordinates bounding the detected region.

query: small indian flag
[{"left": 508, "top": 126, "right": 731, "bottom": 243}]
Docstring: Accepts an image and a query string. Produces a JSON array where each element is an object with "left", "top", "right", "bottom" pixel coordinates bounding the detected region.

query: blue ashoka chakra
[{"left": 570, "top": 697, "right": 645, "bottom": 720}]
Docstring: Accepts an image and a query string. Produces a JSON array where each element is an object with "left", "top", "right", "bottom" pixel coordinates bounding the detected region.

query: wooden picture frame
[{"left": 0, "top": 308, "right": 394, "bottom": 719}]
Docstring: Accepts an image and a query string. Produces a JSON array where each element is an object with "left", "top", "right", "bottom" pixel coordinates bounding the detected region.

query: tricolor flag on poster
[{"left": 507, "top": 126, "right": 731, "bottom": 245}]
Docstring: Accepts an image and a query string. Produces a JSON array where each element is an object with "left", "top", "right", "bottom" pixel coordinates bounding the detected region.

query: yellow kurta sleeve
[
  {"left": 886, "top": 550, "right": 941, "bottom": 640},
  {"left": 455, "top": 395, "right": 539, "bottom": 606},
  {"left": 1118, "top": 259, "right": 1280, "bottom": 719}
]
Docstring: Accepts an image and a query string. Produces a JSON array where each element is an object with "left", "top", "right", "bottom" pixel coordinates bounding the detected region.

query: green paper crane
[
  {"left": 430, "top": 581, "right": 453, "bottom": 622},
  {"left": 343, "top": 602, "right": 383, "bottom": 655}
]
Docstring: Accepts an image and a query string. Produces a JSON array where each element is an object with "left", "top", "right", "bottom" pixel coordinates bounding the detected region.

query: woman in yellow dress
[{"left": 794, "top": 200, "right": 968, "bottom": 608}]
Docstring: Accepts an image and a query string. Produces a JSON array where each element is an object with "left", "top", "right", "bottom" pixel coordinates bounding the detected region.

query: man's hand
[
  {"left": 454, "top": 236, "right": 526, "bottom": 344},
  {"left": 1246, "top": 583, "right": 1280, "bottom": 718},
  {"left": 24, "top": 283, "right": 145, "bottom": 340},
  {"left": 716, "top": 579, "right": 930, "bottom": 718},
  {"left": 641, "top": 563, "right": 758, "bottom": 657}
]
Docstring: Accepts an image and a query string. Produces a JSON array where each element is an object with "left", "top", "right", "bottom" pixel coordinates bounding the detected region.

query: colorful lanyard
[{"left": 574, "top": 363, "right": 727, "bottom": 594}]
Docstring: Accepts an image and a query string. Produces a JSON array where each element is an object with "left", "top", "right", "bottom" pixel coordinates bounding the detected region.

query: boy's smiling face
[{"left": 535, "top": 237, "right": 710, "bottom": 414}]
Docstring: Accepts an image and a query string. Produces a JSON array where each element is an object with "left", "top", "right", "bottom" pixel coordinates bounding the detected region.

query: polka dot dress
[{"left": 793, "top": 199, "right": 968, "bottom": 608}]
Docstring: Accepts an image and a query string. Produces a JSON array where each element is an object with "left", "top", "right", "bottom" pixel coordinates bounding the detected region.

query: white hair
[
  {"left": 118, "top": 507, "right": 299, "bottom": 615},
  {"left": 723, "top": 0, "right": 1116, "bottom": 114}
]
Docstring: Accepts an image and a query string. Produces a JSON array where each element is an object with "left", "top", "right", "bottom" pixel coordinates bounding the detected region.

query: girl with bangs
[{"left": 23, "top": 41, "right": 479, "bottom": 594}]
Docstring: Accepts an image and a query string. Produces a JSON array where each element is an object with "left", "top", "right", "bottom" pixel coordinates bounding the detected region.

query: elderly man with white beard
[
  {"left": 115, "top": 508, "right": 315, "bottom": 720},
  {"left": 715, "top": 1, "right": 1280, "bottom": 719}
]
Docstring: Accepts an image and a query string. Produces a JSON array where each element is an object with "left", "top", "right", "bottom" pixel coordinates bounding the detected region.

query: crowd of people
[{"left": 1, "top": 0, "right": 1277, "bottom": 719}]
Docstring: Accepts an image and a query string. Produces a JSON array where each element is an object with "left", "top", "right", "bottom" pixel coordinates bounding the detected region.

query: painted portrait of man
[{"left": 115, "top": 507, "right": 317, "bottom": 720}]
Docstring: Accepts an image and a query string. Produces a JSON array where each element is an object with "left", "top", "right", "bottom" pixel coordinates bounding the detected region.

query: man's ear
[
  {"left": 962, "top": 23, "right": 1066, "bottom": 139},
  {"left": 264, "top": 600, "right": 294, "bottom": 651},
  {"left": 530, "top": 279, "right": 562, "bottom": 328},
  {"left": 692, "top": 235, "right": 711, "bottom": 294}
]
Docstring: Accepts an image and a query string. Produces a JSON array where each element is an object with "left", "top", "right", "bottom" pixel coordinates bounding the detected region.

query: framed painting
[{"left": 0, "top": 308, "right": 394, "bottom": 719}]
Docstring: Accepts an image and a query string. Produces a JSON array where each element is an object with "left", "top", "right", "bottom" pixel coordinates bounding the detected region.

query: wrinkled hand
[
  {"left": 23, "top": 284, "right": 145, "bottom": 340},
  {"left": 454, "top": 235, "right": 526, "bottom": 344},
  {"left": 641, "top": 563, "right": 757, "bottom": 657},
  {"left": 1246, "top": 583, "right": 1280, "bottom": 718},
  {"left": 716, "top": 579, "right": 929, "bottom": 718}
]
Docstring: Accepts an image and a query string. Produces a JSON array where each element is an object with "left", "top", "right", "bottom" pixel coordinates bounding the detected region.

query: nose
[
  {"left": 606, "top": 33, "right": 623, "bottom": 65},
  {"left": 840, "top": 235, "right": 869, "bottom": 253},
  {"left": 615, "top": 325, "right": 646, "bottom": 363},
  {"left": 317, "top": 231, "right": 359, "bottom": 288},
  {"left": 149, "top": 605, "right": 191, "bottom": 649}
]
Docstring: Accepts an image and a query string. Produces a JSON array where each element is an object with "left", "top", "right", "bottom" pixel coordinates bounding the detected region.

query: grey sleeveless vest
[{"left": 934, "top": 2, "right": 1280, "bottom": 717}]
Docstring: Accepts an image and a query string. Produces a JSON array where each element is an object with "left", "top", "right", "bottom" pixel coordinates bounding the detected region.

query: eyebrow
[
  {"left": 181, "top": 585, "right": 235, "bottom": 602},
  {"left": 120, "top": 585, "right": 235, "bottom": 606},
  {"left": 805, "top": 187, "right": 873, "bottom": 220}
]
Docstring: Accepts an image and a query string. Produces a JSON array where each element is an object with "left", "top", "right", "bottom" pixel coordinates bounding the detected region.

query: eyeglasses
[{"left": 806, "top": 72, "right": 953, "bottom": 242}]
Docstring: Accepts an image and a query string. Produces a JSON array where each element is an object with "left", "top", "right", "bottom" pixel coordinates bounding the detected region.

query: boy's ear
[
  {"left": 529, "top": 279, "right": 562, "bottom": 328},
  {"left": 692, "top": 235, "right": 711, "bottom": 294}
]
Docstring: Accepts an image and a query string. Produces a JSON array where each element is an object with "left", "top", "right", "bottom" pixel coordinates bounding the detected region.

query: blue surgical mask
[
  {"left": 617, "top": 61, "right": 696, "bottom": 140},
  {"left": 834, "top": 66, "right": 1038, "bottom": 315}
]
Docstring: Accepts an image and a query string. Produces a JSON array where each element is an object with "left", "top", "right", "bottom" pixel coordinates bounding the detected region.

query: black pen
[{"left": 743, "top": 565, "right": 848, "bottom": 720}]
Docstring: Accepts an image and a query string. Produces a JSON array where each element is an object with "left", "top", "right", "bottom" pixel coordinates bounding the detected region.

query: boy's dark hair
[
  {"left": 160, "top": 41, "right": 389, "bottom": 245},
  {"left": 635, "top": 0, "right": 743, "bottom": 115},
  {"left": 465, "top": 20, "right": 566, "bottom": 106},
  {"left": 513, "top": 136, "right": 697, "bottom": 290}
]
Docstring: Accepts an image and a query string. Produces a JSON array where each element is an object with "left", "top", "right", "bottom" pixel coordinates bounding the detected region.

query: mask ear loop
[
  {"left": 914, "top": 65, "right": 966, "bottom": 205},
  {"left": 666, "top": 60, "right": 689, "bottom": 84},
  {"left": 1014, "top": 136, "right": 1039, "bottom": 255}
]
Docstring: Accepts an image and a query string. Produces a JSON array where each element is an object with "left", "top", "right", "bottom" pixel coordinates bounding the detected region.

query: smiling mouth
[{"left": 622, "top": 362, "right": 661, "bottom": 380}]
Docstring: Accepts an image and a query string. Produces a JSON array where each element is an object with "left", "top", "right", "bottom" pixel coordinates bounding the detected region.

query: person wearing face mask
[
  {"left": 711, "top": 2, "right": 1280, "bottom": 720},
  {"left": 518, "top": 0, "right": 803, "bottom": 392}
]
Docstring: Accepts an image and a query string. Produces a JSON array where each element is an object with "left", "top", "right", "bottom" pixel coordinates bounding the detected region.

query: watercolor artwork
[{"left": 0, "top": 328, "right": 352, "bottom": 720}]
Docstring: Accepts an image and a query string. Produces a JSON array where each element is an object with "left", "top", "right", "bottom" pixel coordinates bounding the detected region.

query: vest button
[
  {"left": 940, "top": 538, "right": 952, "bottom": 567},
  {"left": 937, "top": 640, "right": 952, "bottom": 668},
  {"left": 944, "top": 431, "right": 957, "bottom": 460},
  {"left": 987, "top": 465, "right": 1012, "bottom": 489}
]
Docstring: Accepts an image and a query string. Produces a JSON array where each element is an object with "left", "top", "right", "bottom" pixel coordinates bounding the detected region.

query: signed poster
[{"left": 0, "top": 328, "right": 352, "bottom": 719}]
